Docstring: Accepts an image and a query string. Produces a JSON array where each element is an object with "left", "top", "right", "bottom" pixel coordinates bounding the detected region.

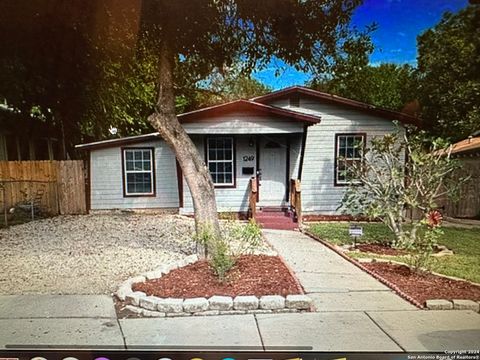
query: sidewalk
[
  {"left": 0, "top": 230, "right": 479, "bottom": 352},
  {"left": 263, "top": 229, "right": 416, "bottom": 312}
]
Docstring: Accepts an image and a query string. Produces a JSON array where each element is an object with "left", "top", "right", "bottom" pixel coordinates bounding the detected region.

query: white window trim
[
  {"left": 123, "top": 148, "right": 154, "bottom": 196},
  {"left": 207, "top": 137, "right": 235, "bottom": 186},
  {"left": 335, "top": 134, "right": 365, "bottom": 185}
]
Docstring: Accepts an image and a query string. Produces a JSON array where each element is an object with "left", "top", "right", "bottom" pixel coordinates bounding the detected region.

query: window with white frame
[
  {"left": 123, "top": 148, "right": 154, "bottom": 196},
  {"left": 335, "top": 134, "right": 365, "bottom": 185},
  {"left": 207, "top": 137, "right": 234, "bottom": 186}
]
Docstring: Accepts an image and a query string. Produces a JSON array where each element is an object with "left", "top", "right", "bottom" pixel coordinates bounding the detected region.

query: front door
[{"left": 258, "top": 136, "right": 287, "bottom": 207}]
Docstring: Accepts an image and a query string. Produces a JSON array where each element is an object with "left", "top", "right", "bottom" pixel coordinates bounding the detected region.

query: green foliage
[
  {"left": 340, "top": 127, "right": 467, "bottom": 270},
  {"left": 308, "top": 222, "right": 395, "bottom": 246},
  {"left": 83, "top": 39, "right": 272, "bottom": 140},
  {"left": 143, "top": 0, "right": 364, "bottom": 76},
  {"left": 309, "top": 32, "right": 418, "bottom": 111},
  {"left": 210, "top": 240, "right": 236, "bottom": 282},
  {"left": 308, "top": 223, "right": 480, "bottom": 282},
  {"left": 416, "top": 6, "right": 480, "bottom": 140},
  {"left": 195, "top": 219, "right": 262, "bottom": 282},
  {"left": 226, "top": 219, "right": 263, "bottom": 257},
  {"left": 406, "top": 221, "right": 442, "bottom": 271}
]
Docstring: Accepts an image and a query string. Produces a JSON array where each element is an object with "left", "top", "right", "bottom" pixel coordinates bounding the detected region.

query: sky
[{"left": 253, "top": 0, "right": 469, "bottom": 90}]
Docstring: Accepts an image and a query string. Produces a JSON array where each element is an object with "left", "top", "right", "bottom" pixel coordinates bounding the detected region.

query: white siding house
[
  {"left": 77, "top": 86, "right": 419, "bottom": 220},
  {"left": 89, "top": 139, "right": 179, "bottom": 210},
  {"left": 264, "top": 96, "right": 406, "bottom": 215}
]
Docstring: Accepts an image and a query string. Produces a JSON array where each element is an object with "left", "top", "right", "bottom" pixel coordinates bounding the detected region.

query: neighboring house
[
  {"left": 76, "top": 86, "right": 419, "bottom": 220},
  {"left": 438, "top": 135, "right": 480, "bottom": 219}
]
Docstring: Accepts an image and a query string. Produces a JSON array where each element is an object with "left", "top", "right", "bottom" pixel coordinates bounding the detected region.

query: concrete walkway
[
  {"left": 0, "top": 230, "right": 479, "bottom": 352},
  {"left": 263, "top": 229, "right": 416, "bottom": 312}
]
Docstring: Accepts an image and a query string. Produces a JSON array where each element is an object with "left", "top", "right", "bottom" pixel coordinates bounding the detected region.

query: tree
[
  {"left": 0, "top": 1, "right": 102, "bottom": 158},
  {"left": 144, "top": 0, "right": 364, "bottom": 246},
  {"left": 309, "top": 35, "right": 418, "bottom": 111},
  {"left": 84, "top": 40, "right": 272, "bottom": 140},
  {"left": 340, "top": 128, "right": 465, "bottom": 270},
  {"left": 416, "top": 5, "right": 480, "bottom": 141}
]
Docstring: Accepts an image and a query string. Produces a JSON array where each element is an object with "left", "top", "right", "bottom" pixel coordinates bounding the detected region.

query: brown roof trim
[
  {"left": 75, "top": 133, "right": 161, "bottom": 151},
  {"left": 450, "top": 136, "right": 480, "bottom": 155},
  {"left": 178, "top": 99, "right": 320, "bottom": 124},
  {"left": 251, "top": 86, "right": 421, "bottom": 127}
]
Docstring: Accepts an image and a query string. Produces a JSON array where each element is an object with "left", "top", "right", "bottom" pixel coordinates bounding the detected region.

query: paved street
[{"left": 0, "top": 230, "right": 479, "bottom": 351}]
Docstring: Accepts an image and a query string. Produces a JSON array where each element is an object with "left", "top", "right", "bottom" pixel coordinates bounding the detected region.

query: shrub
[
  {"left": 341, "top": 127, "right": 467, "bottom": 271},
  {"left": 195, "top": 219, "right": 262, "bottom": 282}
]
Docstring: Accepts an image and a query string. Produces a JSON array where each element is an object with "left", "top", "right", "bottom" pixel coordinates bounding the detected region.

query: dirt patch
[
  {"left": 133, "top": 255, "right": 303, "bottom": 298},
  {"left": 363, "top": 262, "right": 480, "bottom": 305},
  {"left": 356, "top": 243, "right": 408, "bottom": 256}
]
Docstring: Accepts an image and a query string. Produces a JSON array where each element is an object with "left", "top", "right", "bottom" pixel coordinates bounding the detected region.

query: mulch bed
[
  {"left": 355, "top": 243, "right": 408, "bottom": 256},
  {"left": 132, "top": 254, "right": 304, "bottom": 298},
  {"left": 363, "top": 262, "right": 480, "bottom": 305}
]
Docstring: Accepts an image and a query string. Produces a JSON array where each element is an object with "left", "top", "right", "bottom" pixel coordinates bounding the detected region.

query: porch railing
[
  {"left": 248, "top": 176, "right": 257, "bottom": 220},
  {"left": 290, "top": 178, "right": 302, "bottom": 225}
]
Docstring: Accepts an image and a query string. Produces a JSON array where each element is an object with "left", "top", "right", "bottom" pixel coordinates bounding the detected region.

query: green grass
[
  {"left": 307, "top": 222, "right": 480, "bottom": 283},
  {"left": 307, "top": 222, "right": 395, "bottom": 245}
]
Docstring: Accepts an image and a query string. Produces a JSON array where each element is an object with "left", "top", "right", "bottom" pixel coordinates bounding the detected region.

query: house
[
  {"left": 438, "top": 134, "right": 480, "bottom": 219},
  {"left": 76, "top": 86, "right": 419, "bottom": 222}
]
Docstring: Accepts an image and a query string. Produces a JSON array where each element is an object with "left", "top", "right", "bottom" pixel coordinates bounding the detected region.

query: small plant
[
  {"left": 406, "top": 212, "right": 444, "bottom": 271},
  {"left": 210, "top": 240, "right": 236, "bottom": 282},
  {"left": 194, "top": 219, "right": 262, "bottom": 282},
  {"left": 227, "top": 219, "right": 263, "bottom": 257}
]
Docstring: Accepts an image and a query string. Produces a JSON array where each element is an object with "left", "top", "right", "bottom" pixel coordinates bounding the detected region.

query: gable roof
[
  {"left": 177, "top": 99, "right": 320, "bottom": 124},
  {"left": 75, "top": 132, "right": 161, "bottom": 150},
  {"left": 251, "top": 86, "right": 421, "bottom": 127},
  {"left": 76, "top": 99, "right": 320, "bottom": 150}
]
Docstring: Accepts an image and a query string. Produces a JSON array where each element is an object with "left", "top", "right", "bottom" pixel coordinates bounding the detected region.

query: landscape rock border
[
  {"left": 116, "top": 255, "right": 313, "bottom": 317},
  {"left": 425, "top": 299, "right": 480, "bottom": 312}
]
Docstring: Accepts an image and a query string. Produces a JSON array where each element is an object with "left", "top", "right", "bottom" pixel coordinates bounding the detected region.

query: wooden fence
[
  {"left": 0, "top": 160, "right": 87, "bottom": 216},
  {"left": 438, "top": 157, "right": 480, "bottom": 218}
]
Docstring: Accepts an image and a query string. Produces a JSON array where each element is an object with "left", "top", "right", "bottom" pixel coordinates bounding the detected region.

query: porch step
[
  {"left": 255, "top": 210, "right": 298, "bottom": 230},
  {"left": 258, "top": 206, "right": 289, "bottom": 212}
]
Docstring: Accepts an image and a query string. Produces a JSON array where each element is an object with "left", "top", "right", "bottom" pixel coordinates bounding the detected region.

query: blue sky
[{"left": 253, "top": 0, "right": 469, "bottom": 89}]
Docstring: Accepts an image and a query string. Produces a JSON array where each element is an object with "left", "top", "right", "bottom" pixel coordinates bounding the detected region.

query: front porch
[
  {"left": 178, "top": 132, "right": 303, "bottom": 229},
  {"left": 176, "top": 98, "right": 318, "bottom": 225}
]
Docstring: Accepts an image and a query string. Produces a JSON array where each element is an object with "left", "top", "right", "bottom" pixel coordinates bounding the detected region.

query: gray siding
[
  {"left": 268, "top": 96, "right": 405, "bottom": 215},
  {"left": 90, "top": 140, "right": 179, "bottom": 210},
  {"left": 180, "top": 134, "right": 303, "bottom": 214},
  {"left": 182, "top": 111, "right": 304, "bottom": 134},
  {"left": 181, "top": 135, "right": 256, "bottom": 214}
]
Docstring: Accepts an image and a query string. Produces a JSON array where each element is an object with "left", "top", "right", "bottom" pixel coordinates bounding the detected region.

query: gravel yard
[{"left": 0, "top": 214, "right": 274, "bottom": 295}]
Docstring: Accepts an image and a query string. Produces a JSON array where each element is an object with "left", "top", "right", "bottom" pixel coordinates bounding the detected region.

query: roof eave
[
  {"left": 75, "top": 133, "right": 161, "bottom": 151},
  {"left": 252, "top": 86, "right": 421, "bottom": 127}
]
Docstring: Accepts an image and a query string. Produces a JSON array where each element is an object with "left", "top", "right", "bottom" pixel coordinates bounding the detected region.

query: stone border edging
[
  {"left": 425, "top": 299, "right": 480, "bottom": 312},
  {"left": 116, "top": 254, "right": 313, "bottom": 317},
  {"left": 302, "top": 229, "right": 424, "bottom": 309}
]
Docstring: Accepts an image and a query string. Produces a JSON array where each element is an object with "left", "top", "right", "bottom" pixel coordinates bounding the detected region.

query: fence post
[
  {"left": 2, "top": 186, "right": 7, "bottom": 227},
  {"left": 30, "top": 182, "right": 34, "bottom": 221}
]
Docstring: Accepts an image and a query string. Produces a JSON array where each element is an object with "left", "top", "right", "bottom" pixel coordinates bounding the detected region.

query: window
[
  {"left": 207, "top": 137, "right": 234, "bottom": 186},
  {"left": 123, "top": 148, "right": 155, "bottom": 196},
  {"left": 335, "top": 134, "right": 365, "bottom": 185}
]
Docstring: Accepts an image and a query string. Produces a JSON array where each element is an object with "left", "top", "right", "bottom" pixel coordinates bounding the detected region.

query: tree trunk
[{"left": 148, "top": 40, "right": 221, "bottom": 257}]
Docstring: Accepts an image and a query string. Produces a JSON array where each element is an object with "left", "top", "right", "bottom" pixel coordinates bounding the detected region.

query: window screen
[
  {"left": 123, "top": 148, "right": 154, "bottom": 195},
  {"left": 207, "top": 137, "right": 234, "bottom": 186},
  {"left": 335, "top": 134, "right": 364, "bottom": 185}
]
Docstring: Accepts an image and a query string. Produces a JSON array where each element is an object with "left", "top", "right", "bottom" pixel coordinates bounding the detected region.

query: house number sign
[{"left": 243, "top": 155, "right": 255, "bottom": 162}]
